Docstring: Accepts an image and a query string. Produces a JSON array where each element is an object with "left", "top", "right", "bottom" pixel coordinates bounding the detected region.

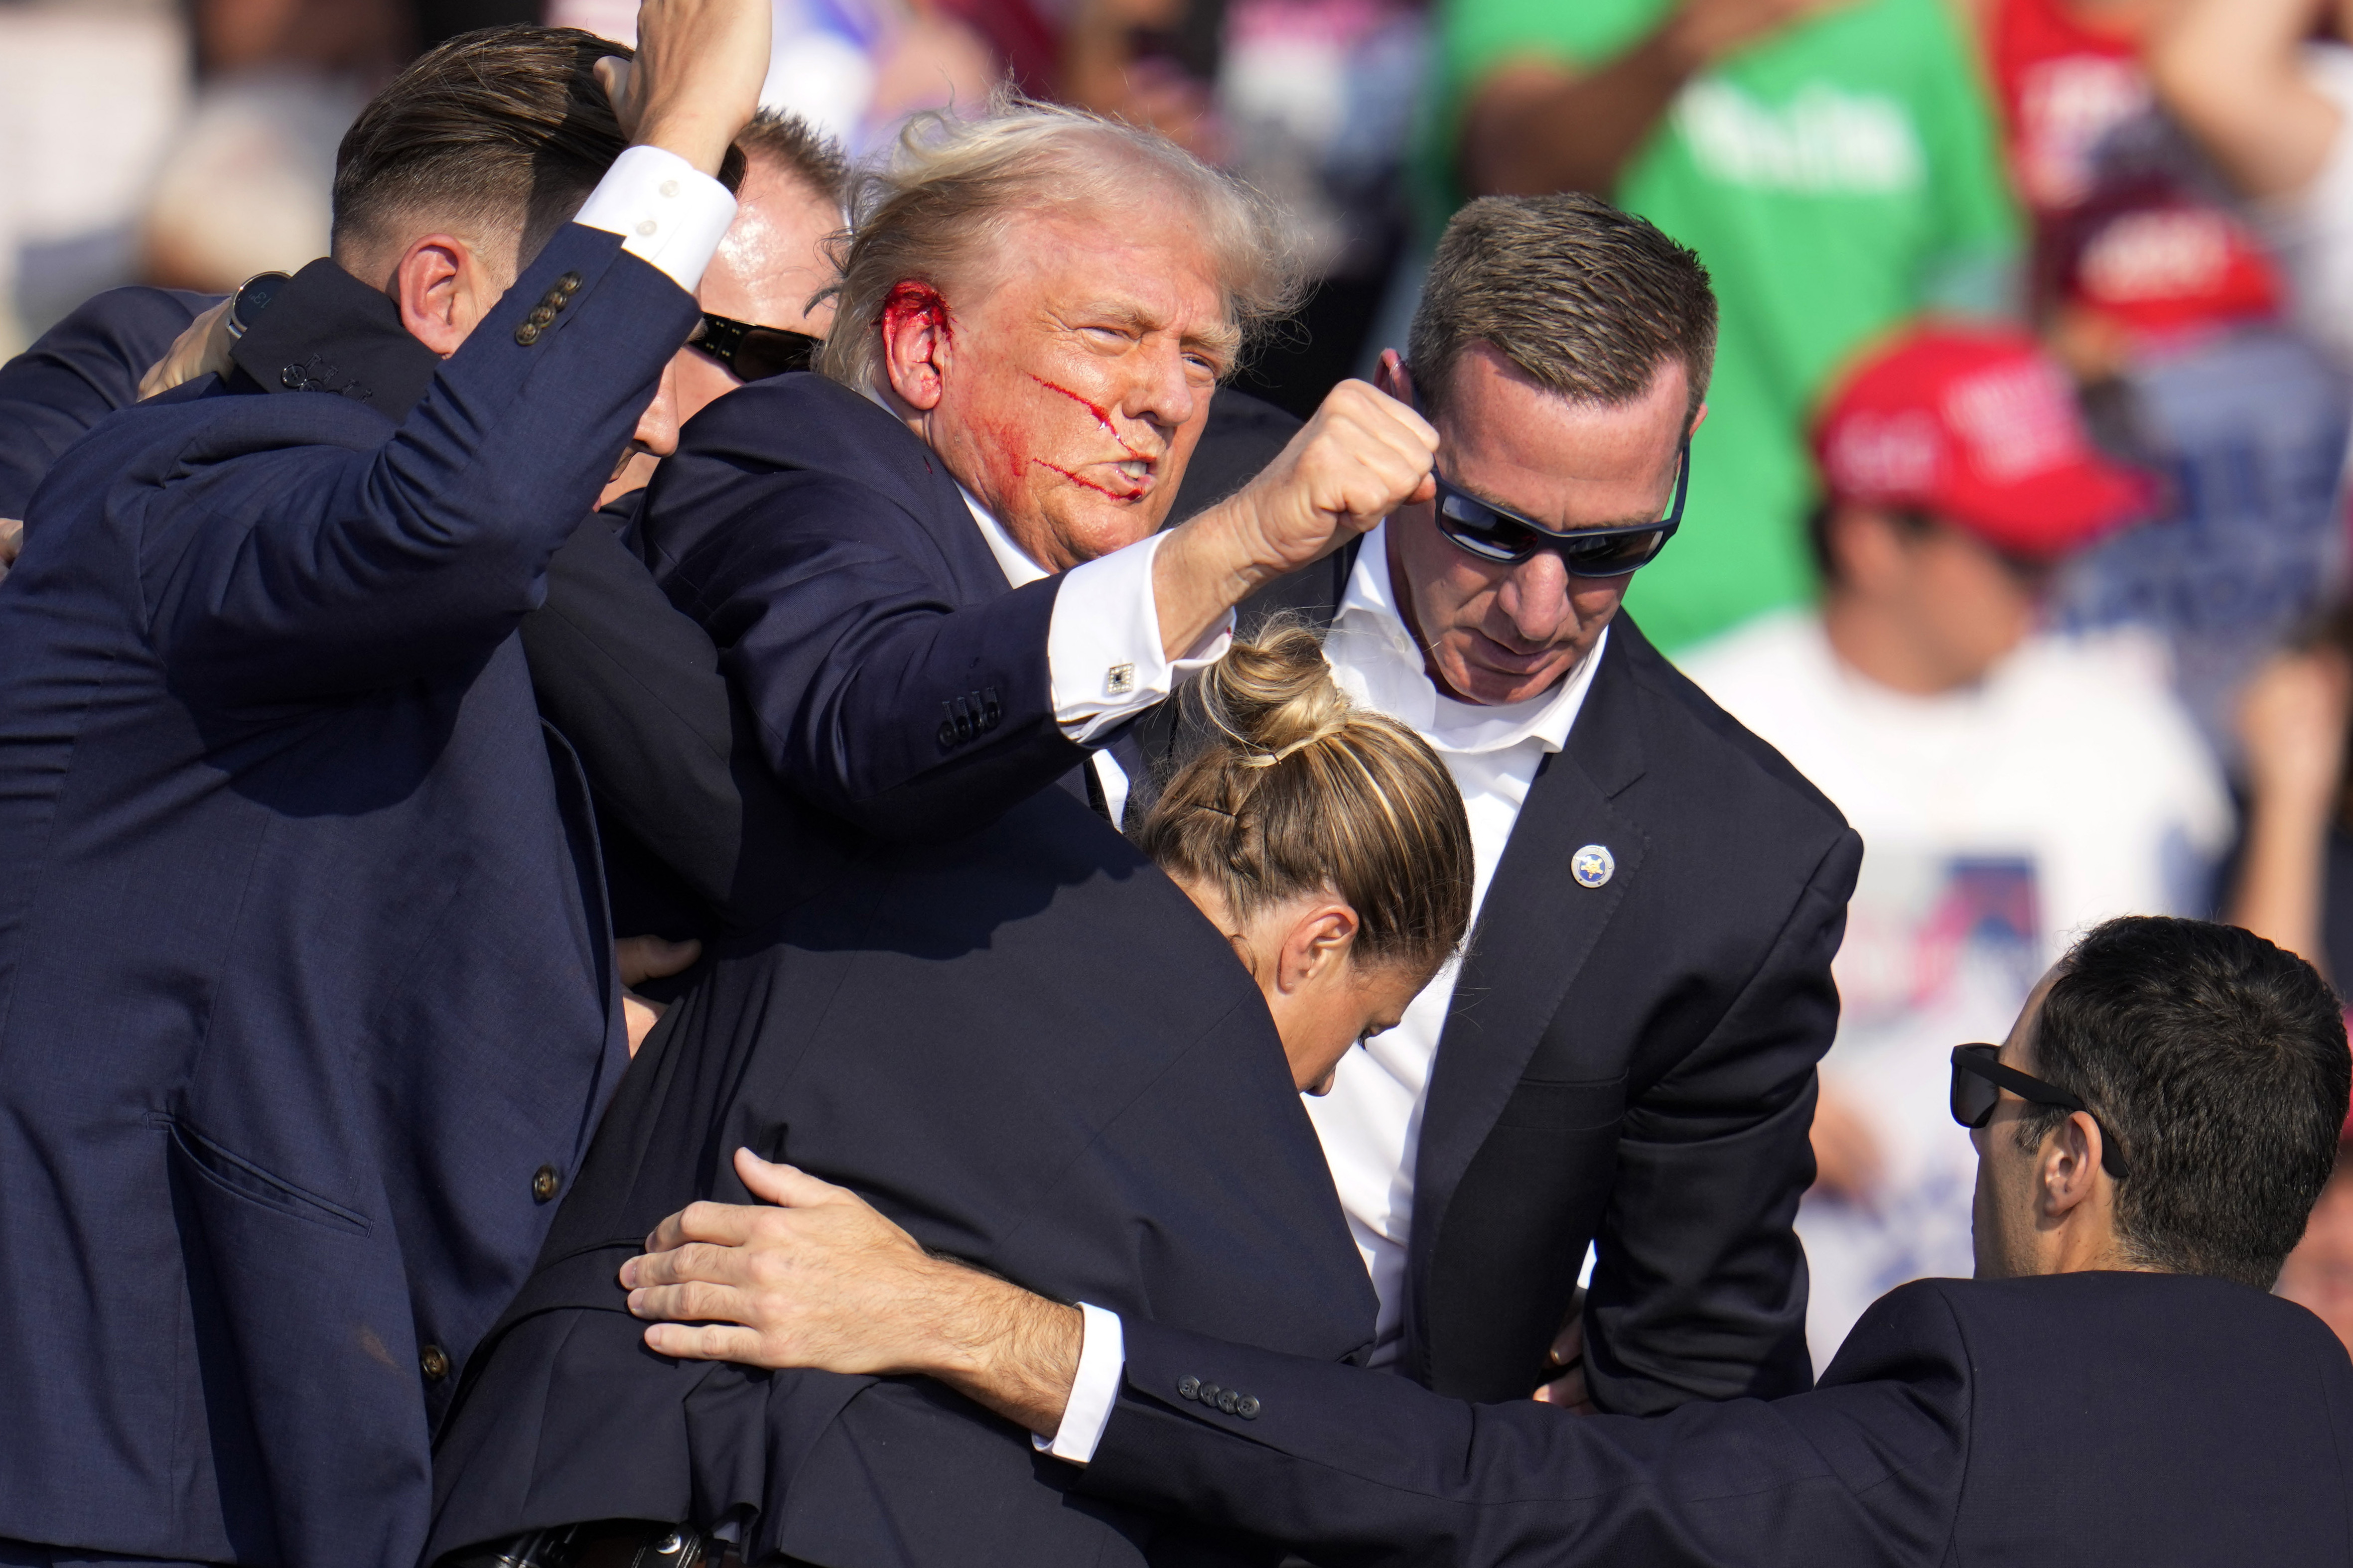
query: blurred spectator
[
  {"left": 1680, "top": 324, "right": 2231, "bottom": 1365},
  {"left": 1214, "top": 0, "right": 1427, "bottom": 416},
  {"left": 1421, "top": 0, "right": 2021, "bottom": 653},
  {"left": 2225, "top": 625, "right": 2353, "bottom": 981},
  {"left": 552, "top": 0, "right": 995, "bottom": 156},
  {"left": 1984, "top": 0, "right": 2352, "bottom": 755},
  {"left": 2154, "top": 0, "right": 2353, "bottom": 370},
  {"left": 2280, "top": 1146, "right": 2353, "bottom": 1353},
  {"left": 2218, "top": 603, "right": 2353, "bottom": 1368},
  {"left": 0, "top": 0, "right": 188, "bottom": 353},
  {"left": 141, "top": 0, "right": 407, "bottom": 293}
]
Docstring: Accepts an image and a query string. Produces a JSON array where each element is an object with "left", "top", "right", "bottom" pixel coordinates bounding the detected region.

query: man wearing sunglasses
[{"left": 614, "top": 915, "right": 2353, "bottom": 1566}]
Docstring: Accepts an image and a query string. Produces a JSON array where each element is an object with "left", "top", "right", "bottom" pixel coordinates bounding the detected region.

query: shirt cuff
[
  {"left": 1051, "top": 531, "right": 1234, "bottom": 743},
  {"left": 1031, "top": 1302, "right": 1125, "bottom": 1465},
  {"left": 571, "top": 145, "right": 737, "bottom": 294}
]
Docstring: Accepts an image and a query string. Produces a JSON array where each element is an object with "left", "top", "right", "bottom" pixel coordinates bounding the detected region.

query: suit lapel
[{"left": 1403, "top": 633, "right": 1650, "bottom": 1376}]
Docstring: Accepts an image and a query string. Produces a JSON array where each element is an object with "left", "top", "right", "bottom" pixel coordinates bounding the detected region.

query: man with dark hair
[
  {"left": 633, "top": 188, "right": 1861, "bottom": 1423},
  {"left": 0, "top": 6, "right": 769, "bottom": 1565},
  {"left": 607, "top": 915, "right": 2353, "bottom": 1565}
]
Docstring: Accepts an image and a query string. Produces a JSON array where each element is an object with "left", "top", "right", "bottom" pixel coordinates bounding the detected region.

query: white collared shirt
[
  {"left": 951, "top": 485, "right": 1231, "bottom": 826},
  {"left": 1039, "top": 520, "right": 1608, "bottom": 1460},
  {"left": 1310, "top": 521, "right": 1606, "bottom": 1365}
]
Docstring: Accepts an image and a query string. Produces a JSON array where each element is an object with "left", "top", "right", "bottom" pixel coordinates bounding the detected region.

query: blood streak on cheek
[
  {"left": 1032, "top": 458, "right": 1146, "bottom": 502},
  {"left": 878, "top": 281, "right": 953, "bottom": 343},
  {"left": 1028, "top": 375, "right": 1148, "bottom": 462}
]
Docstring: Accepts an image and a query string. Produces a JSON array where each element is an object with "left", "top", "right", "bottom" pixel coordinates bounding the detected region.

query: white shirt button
[
  {"left": 636, "top": 219, "right": 659, "bottom": 237},
  {"left": 659, "top": 179, "right": 680, "bottom": 198}
]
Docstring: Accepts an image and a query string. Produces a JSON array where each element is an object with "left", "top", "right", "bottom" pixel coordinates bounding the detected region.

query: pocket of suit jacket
[{"left": 158, "top": 1114, "right": 371, "bottom": 1234}]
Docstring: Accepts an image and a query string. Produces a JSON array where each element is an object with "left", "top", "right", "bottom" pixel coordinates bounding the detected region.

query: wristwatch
[{"left": 224, "top": 271, "right": 291, "bottom": 342}]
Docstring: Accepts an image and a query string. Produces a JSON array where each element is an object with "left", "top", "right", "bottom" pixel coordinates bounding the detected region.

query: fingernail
[
  {"left": 626, "top": 1289, "right": 646, "bottom": 1316},
  {"left": 618, "top": 1258, "right": 639, "bottom": 1287}
]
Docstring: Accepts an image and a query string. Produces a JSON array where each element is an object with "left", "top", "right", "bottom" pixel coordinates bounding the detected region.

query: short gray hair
[
  {"left": 1407, "top": 193, "right": 1717, "bottom": 430},
  {"left": 817, "top": 93, "right": 1307, "bottom": 391}
]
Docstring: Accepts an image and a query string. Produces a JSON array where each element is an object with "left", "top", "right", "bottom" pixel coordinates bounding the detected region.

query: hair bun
[{"left": 1200, "top": 623, "right": 1353, "bottom": 763}]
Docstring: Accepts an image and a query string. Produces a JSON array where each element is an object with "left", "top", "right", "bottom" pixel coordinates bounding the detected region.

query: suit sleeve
[
  {"left": 0, "top": 286, "right": 213, "bottom": 518},
  {"left": 1583, "top": 826, "right": 1865, "bottom": 1414},
  {"left": 1073, "top": 1293, "right": 1962, "bottom": 1568},
  {"left": 136, "top": 227, "right": 698, "bottom": 705},
  {"left": 647, "top": 467, "right": 1089, "bottom": 840}
]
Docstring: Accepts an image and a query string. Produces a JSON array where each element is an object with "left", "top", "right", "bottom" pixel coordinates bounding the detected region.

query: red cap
[{"left": 1813, "top": 324, "right": 2156, "bottom": 561}]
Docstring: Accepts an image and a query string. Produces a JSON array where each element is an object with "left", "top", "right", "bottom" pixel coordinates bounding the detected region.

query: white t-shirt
[{"left": 1679, "top": 611, "right": 2233, "bottom": 1365}]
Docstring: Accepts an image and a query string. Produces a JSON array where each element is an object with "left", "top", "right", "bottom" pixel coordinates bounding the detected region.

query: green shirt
[{"left": 1419, "top": 0, "right": 2021, "bottom": 651}]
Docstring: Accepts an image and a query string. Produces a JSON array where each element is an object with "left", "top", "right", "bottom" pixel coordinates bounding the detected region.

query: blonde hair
[
  {"left": 1139, "top": 626, "right": 1474, "bottom": 978},
  {"left": 816, "top": 92, "right": 1307, "bottom": 392}
]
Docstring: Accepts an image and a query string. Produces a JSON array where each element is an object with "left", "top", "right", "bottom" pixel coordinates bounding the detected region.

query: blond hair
[
  {"left": 1139, "top": 626, "right": 1473, "bottom": 978},
  {"left": 816, "top": 93, "right": 1307, "bottom": 391}
]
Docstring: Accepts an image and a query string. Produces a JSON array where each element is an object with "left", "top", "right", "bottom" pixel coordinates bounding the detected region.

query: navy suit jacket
[
  {"left": 0, "top": 230, "right": 693, "bottom": 1567},
  {"left": 639, "top": 372, "right": 1279, "bottom": 843},
  {"left": 428, "top": 782, "right": 1377, "bottom": 1568},
  {"left": 1075, "top": 1271, "right": 2353, "bottom": 1566},
  {"left": 0, "top": 284, "right": 219, "bottom": 518},
  {"left": 1123, "top": 549, "right": 1861, "bottom": 1416}
]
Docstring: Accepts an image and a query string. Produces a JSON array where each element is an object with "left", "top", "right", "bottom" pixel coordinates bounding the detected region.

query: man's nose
[
  {"left": 633, "top": 358, "right": 684, "bottom": 460},
  {"left": 1497, "top": 550, "right": 1580, "bottom": 646},
  {"left": 1122, "top": 341, "right": 1202, "bottom": 444}
]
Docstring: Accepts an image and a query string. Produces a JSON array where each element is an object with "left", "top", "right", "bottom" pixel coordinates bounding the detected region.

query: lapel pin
[{"left": 1571, "top": 844, "right": 1615, "bottom": 889}]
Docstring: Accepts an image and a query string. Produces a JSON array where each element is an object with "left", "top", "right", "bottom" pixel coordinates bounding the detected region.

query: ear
[
  {"left": 1274, "top": 902, "right": 1361, "bottom": 997},
  {"left": 1374, "top": 349, "right": 1414, "bottom": 406},
  {"left": 392, "top": 235, "right": 482, "bottom": 359},
  {"left": 1828, "top": 505, "right": 1904, "bottom": 592},
  {"left": 1687, "top": 399, "right": 1709, "bottom": 439},
  {"left": 2038, "top": 1111, "right": 2108, "bottom": 1218},
  {"left": 878, "top": 284, "right": 954, "bottom": 411}
]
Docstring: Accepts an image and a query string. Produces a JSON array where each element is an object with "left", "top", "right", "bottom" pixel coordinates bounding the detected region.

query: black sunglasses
[
  {"left": 689, "top": 311, "right": 822, "bottom": 382},
  {"left": 1949, "top": 1044, "right": 2129, "bottom": 1179},
  {"left": 1430, "top": 438, "right": 1690, "bottom": 576}
]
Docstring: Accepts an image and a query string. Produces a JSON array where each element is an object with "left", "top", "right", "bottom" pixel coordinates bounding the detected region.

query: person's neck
[{"left": 1820, "top": 588, "right": 1978, "bottom": 698}]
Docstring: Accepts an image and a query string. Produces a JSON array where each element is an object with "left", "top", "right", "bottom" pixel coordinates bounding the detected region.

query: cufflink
[{"left": 1106, "top": 663, "right": 1136, "bottom": 697}]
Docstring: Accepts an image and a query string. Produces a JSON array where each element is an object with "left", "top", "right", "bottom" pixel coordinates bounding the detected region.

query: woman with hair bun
[{"left": 429, "top": 629, "right": 1473, "bottom": 1568}]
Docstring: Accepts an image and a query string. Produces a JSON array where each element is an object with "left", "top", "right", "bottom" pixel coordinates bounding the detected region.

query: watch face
[{"left": 233, "top": 271, "right": 290, "bottom": 331}]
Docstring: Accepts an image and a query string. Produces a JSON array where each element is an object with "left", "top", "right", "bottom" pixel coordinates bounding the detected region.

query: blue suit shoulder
[
  {"left": 0, "top": 284, "right": 221, "bottom": 517},
  {"left": 1609, "top": 613, "right": 1852, "bottom": 849}
]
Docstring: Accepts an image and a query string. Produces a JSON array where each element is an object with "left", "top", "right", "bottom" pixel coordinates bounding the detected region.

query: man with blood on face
[{"left": 631, "top": 98, "right": 1439, "bottom": 841}]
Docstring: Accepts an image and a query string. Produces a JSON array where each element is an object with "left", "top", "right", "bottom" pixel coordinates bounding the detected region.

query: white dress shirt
[
  {"left": 1038, "top": 520, "right": 1608, "bottom": 1458},
  {"left": 570, "top": 144, "right": 738, "bottom": 293},
  {"left": 942, "top": 465, "right": 1234, "bottom": 826}
]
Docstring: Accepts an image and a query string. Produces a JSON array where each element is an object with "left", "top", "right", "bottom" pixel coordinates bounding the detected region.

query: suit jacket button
[
  {"left": 514, "top": 322, "right": 542, "bottom": 346},
  {"left": 1177, "top": 1375, "right": 1200, "bottom": 1400},
  {"left": 1237, "top": 1396, "right": 1260, "bottom": 1419},
  {"left": 532, "top": 1165, "right": 561, "bottom": 1202},
  {"left": 556, "top": 271, "right": 582, "bottom": 295},
  {"left": 1217, "top": 1389, "right": 1240, "bottom": 1413},
  {"left": 1198, "top": 1382, "right": 1221, "bottom": 1406},
  {"left": 938, "top": 719, "right": 958, "bottom": 749},
  {"left": 419, "top": 1343, "right": 450, "bottom": 1381},
  {"left": 527, "top": 305, "right": 556, "bottom": 327}
]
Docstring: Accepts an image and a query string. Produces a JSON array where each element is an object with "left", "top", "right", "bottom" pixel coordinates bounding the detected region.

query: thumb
[
  {"left": 734, "top": 1147, "right": 839, "bottom": 1208},
  {"left": 594, "top": 55, "right": 641, "bottom": 136}
]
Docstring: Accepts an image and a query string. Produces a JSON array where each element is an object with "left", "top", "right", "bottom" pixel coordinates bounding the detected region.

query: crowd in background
[{"left": 8, "top": 0, "right": 2353, "bottom": 1370}]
